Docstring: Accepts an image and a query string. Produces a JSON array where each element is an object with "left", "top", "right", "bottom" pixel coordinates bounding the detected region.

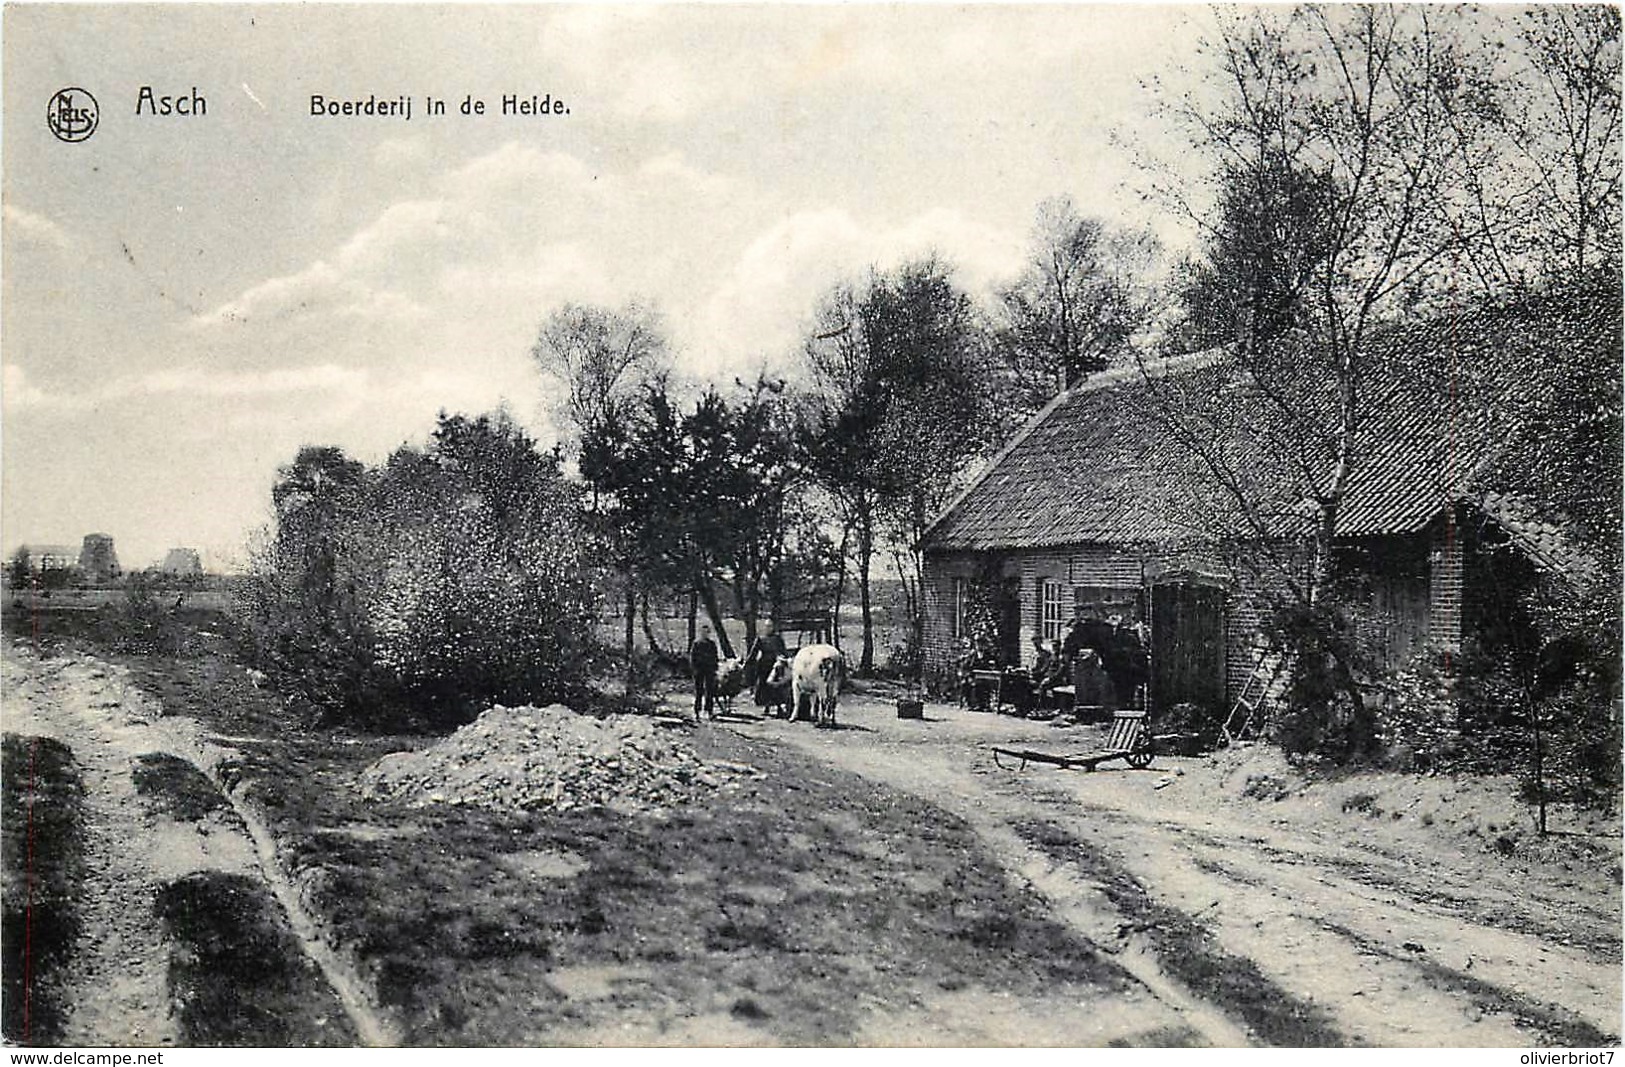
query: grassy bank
[
  {"left": 154, "top": 871, "right": 359, "bottom": 1046},
  {"left": 2, "top": 733, "right": 87, "bottom": 1044}
]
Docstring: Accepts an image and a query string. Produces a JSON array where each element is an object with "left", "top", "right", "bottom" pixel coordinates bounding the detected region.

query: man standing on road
[{"left": 690, "top": 623, "right": 720, "bottom": 721}]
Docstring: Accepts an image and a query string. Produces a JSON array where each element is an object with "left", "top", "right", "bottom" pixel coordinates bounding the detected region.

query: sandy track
[
  {"left": 5, "top": 645, "right": 186, "bottom": 1046},
  {"left": 2, "top": 641, "right": 391, "bottom": 1046},
  {"left": 727, "top": 692, "right": 1621, "bottom": 1047}
]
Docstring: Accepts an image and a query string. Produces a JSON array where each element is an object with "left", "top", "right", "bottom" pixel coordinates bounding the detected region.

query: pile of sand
[{"left": 359, "top": 704, "right": 758, "bottom": 813}]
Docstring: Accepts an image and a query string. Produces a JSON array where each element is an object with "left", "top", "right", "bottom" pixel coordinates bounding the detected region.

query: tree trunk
[
  {"left": 856, "top": 518, "right": 875, "bottom": 674},
  {"left": 623, "top": 571, "right": 636, "bottom": 691},
  {"left": 1530, "top": 688, "right": 1549, "bottom": 836},
  {"left": 639, "top": 592, "right": 677, "bottom": 665},
  {"left": 1312, "top": 345, "right": 1359, "bottom": 599},
  {"left": 831, "top": 524, "right": 850, "bottom": 651},
  {"left": 697, "top": 580, "right": 736, "bottom": 658},
  {"left": 737, "top": 560, "right": 758, "bottom": 651},
  {"left": 906, "top": 549, "right": 925, "bottom": 678},
  {"left": 687, "top": 587, "right": 698, "bottom": 649}
]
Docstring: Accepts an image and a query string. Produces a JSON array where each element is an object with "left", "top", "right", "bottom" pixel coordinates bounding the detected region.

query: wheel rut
[{"left": 3, "top": 641, "right": 396, "bottom": 1047}]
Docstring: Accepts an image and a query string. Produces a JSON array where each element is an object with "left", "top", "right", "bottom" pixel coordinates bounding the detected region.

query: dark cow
[
  {"left": 715, "top": 657, "right": 745, "bottom": 714},
  {"left": 761, "top": 655, "right": 794, "bottom": 718}
]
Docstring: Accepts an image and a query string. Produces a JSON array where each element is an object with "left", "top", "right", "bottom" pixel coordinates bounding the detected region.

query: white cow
[{"left": 783, "top": 643, "right": 845, "bottom": 726}]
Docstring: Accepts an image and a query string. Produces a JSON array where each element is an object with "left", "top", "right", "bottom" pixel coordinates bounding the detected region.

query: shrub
[
  {"left": 1371, "top": 656, "right": 1463, "bottom": 772},
  {"left": 239, "top": 413, "right": 598, "bottom": 728},
  {"left": 1268, "top": 600, "right": 1380, "bottom": 765}
]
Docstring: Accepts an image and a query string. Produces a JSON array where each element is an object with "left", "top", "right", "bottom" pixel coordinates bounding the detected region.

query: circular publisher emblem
[{"left": 47, "top": 88, "right": 99, "bottom": 143}]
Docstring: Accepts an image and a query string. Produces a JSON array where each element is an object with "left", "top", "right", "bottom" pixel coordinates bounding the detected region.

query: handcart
[{"left": 991, "top": 709, "right": 1155, "bottom": 771}]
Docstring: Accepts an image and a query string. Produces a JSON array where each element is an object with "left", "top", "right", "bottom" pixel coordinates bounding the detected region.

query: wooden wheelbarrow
[{"left": 992, "top": 710, "right": 1155, "bottom": 772}]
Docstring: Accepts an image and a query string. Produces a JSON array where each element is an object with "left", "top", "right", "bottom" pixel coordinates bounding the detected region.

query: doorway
[{"left": 1150, "top": 579, "right": 1226, "bottom": 718}]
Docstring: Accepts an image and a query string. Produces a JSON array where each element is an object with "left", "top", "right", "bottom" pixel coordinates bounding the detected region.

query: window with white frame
[{"left": 1041, "top": 580, "right": 1065, "bottom": 643}]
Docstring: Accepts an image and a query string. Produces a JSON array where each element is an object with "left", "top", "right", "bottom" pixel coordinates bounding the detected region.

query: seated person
[
  {"left": 1071, "top": 647, "right": 1118, "bottom": 718},
  {"left": 1029, "top": 637, "right": 1066, "bottom": 705},
  {"left": 1029, "top": 633, "right": 1055, "bottom": 679}
]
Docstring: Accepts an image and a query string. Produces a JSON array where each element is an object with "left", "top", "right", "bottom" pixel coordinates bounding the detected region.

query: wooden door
[
  {"left": 1150, "top": 582, "right": 1226, "bottom": 717},
  {"left": 997, "top": 579, "right": 1022, "bottom": 668}
]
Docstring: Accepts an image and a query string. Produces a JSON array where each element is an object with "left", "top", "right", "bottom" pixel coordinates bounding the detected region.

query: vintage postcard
[{"left": 3, "top": 2, "right": 1619, "bottom": 1054}]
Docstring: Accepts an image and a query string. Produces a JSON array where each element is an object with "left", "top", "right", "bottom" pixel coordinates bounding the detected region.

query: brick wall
[
  {"left": 920, "top": 551, "right": 981, "bottom": 683},
  {"left": 926, "top": 531, "right": 1460, "bottom": 708},
  {"left": 1015, "top": 546, "right": 1144, "bottom": 665},
  {"left": 1427, "top": 511, "right": 1464, "bottom": 660},
  {"left": 923, "top": 542, "right": 1289, "bottom": 710}
]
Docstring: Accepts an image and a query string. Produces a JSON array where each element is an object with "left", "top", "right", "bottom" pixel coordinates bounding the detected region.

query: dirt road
[
  {"left": 5, "top": 627, "right": 1617, "bottom": 1047},
  {"left": 2, "top": 641, "right": 382, "bottom": 1046},
  {"left": 727, "top": 688, "right": 1622, "bottom": 1047}
]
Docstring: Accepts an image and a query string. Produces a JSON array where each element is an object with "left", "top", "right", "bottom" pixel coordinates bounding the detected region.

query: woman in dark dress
[{"left": 745, "top": 619, "right": 790, "bottom": 710}]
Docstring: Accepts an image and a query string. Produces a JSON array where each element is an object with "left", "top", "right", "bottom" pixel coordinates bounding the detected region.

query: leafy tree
[
  {"left": 803, "top": 257, "right": 998, "bottom": 673},
  {"left": 801, "top": 284, "right": 887, "bottom": 672},
  {"left": 240, "top": 446, "right": 377, "bottom": 716},
  {"left": 995, "top": 197, "right": 1158, "bottom": 418},
  {"left": 367, "top": 411, "right": 595, "bottom": 719},
  {"left": 1164, "top": 154, "right": 1340, "bottom": 356},
  {"left": 704, "top": 376, "right": 801, "bottom": 648},
  {"left": 240, "top": 417, "right": 596, "bottom": 726},
  {"left": 6, "top": 548, "right": 31, "bottom": 589},
  {"left": 580, "top": 378, "right": 804, "bottom": 661}
]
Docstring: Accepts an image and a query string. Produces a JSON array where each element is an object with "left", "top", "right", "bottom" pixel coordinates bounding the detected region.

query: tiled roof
[
  {"left": 924, "top": 296, "right": 1618, "bottom": 553},
  {"left": 1474, "top": 491, "right": 1602, "bottom": 587}
]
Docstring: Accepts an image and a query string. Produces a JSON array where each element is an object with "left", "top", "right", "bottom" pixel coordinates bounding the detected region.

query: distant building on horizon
[
  {"left": 15, "top": 543, "right": 80, "bottom": 573},
  {"left": 159, "top": 547, "right": 203, "bottom": 578},
  {"left": 78, "top": 533, "right": 120, "bottom": 584}
]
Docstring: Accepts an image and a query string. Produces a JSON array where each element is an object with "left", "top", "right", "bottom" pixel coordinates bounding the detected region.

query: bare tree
[
  {"left": 1137, "top": 5, "right": 1511, "bottom": 756},
  {"left": 1498, "top": 6, "right": 1622, "bottom": 287},
  {"left": 1156, "top": 5, "right": 1489, "bottom": 588},
  {"left": 529, "top": 301, "right": 671, "bottom": 453}
]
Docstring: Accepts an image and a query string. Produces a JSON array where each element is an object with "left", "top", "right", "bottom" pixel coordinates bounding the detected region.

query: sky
[{"left": 2, "top": 3, "right": 1223, "bottom": 571}]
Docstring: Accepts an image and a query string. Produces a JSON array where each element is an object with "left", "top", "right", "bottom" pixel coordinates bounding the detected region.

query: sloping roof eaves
[
  {"left": 922, "top": 349, "right": 1236, "bottom": 551},
  {"left": 1473, "top": 491, "right": 1601, "bottom": 588},
  {"left": 924, "top": 297, "right": 1616, "bottom": 553}
]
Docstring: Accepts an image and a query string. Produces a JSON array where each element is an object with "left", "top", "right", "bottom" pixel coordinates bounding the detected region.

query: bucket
[{"left": 897, "top": 699, "right": 924, "bottom": 720}]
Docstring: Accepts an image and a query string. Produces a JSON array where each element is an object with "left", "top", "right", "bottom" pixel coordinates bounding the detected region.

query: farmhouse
[{"left": 919, "top": 296, "right": 1617, "bottom": 719}]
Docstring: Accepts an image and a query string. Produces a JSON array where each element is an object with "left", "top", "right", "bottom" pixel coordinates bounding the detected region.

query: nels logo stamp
[{"left": 47, "top": 87, "right": 99, "bottom": 142}]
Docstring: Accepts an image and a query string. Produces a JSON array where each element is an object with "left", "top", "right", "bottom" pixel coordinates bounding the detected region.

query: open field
[
  {"left": 2, "top": 604, "right": 1619, "bottom": 1047},
  {"left": 7, "top": 590, "right": 232, "bottom": 613}
]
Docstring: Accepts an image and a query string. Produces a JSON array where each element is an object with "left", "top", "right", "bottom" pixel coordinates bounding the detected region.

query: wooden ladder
[{"left": 1224, "top": 647, "right": 1283, "bottom": 744}]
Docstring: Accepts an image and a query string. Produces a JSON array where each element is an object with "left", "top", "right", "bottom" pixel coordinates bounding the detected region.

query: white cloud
[
  {"left": 3, "top": 205, "right": 78, "bottom": 253},
  {"left": 138, "top": 364, "right": 370, "bottom": 399},
  {"left": 2, "top": 361, "right": 370, "bottom": 413},
  {"left": 191, "top": 142, "right": 768, "bottom": 393},
  {"left": 2, "top": 364, "right": 60, "bottom": 410},
  {"left": 691, "top": 205, "right": 1026, "bottom": 378}
]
